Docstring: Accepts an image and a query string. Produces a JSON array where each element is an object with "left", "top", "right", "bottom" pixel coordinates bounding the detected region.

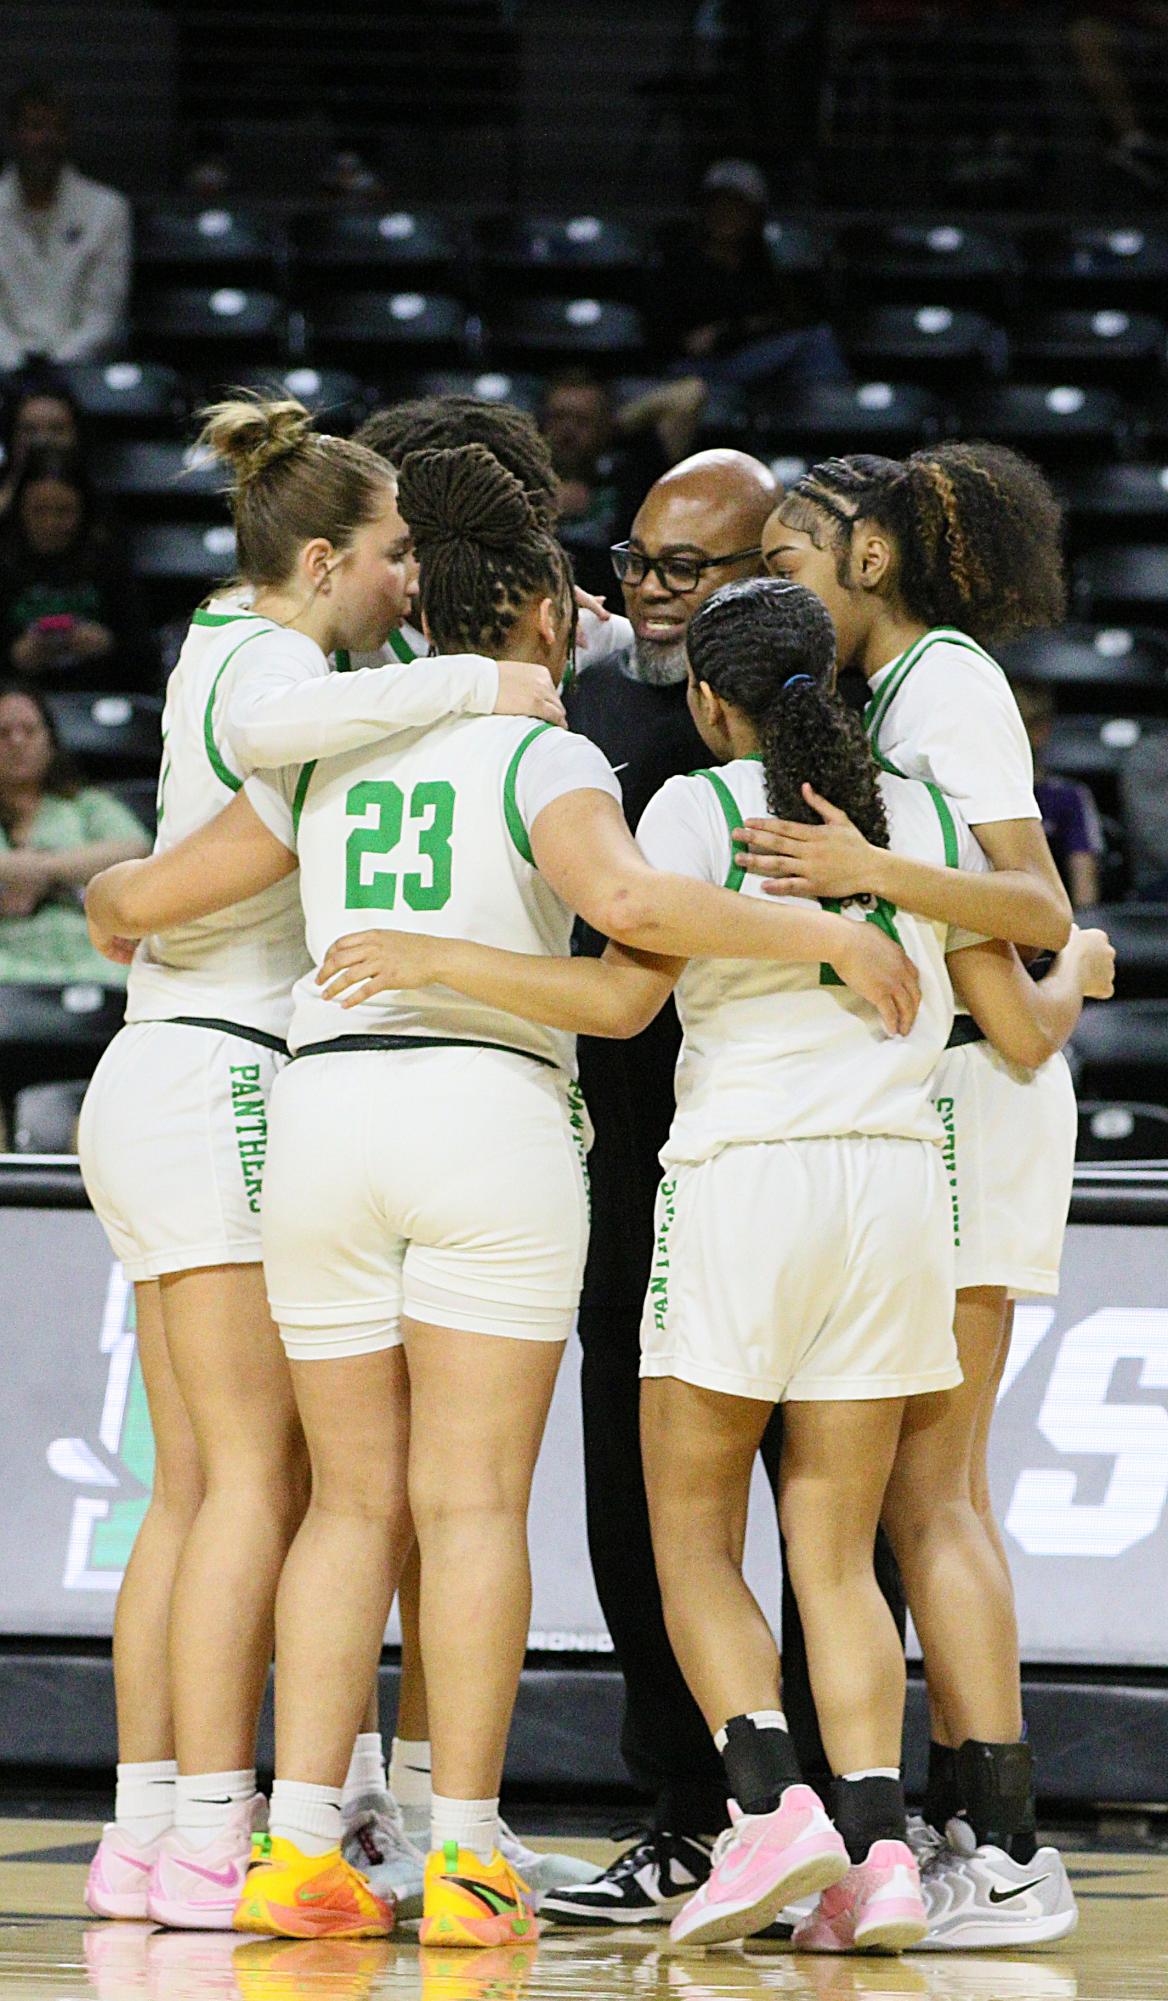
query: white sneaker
[
  {"left": 497, "top": 1817, "right": 602, "bottom": 1906},
  {"left": 341, "top": 1790, "right": 426, "bottom": 1919},
  {"left": 906, "top": 1810, "right": 949, "bottom": 1872},
  {"left": 912, "top": 1830, "right": 1078, "bottom": 1950}
]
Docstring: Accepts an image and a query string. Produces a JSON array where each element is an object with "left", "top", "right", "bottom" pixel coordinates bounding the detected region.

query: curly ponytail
[
  {"left": 687, "top": 577, "right": 890, "bottom": 846},
  {"left": 775, "top": 441, "right": 1066, "bottom": 648},
  {"left": 397, "top": 442, "right": 572, "bottom": 655},
  {"left": 195, "top": 390, "right": 394, "bottom": 587}
]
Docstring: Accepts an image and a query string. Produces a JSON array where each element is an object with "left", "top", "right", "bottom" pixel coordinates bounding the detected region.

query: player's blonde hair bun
[{"left": 197, "top": 394, "right": 316, "bottom": 486}]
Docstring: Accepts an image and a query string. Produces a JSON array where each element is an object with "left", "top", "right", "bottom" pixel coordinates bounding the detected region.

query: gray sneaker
[
  {"left": 911, "top": 1831, "right": 1078, "bottom": 1950},
  {"left": 497, "top": 1818, "right": 601, "bottom": 1906},
  {"left": 341, "top": 1791, "right": 426, "bottom": 1919}
]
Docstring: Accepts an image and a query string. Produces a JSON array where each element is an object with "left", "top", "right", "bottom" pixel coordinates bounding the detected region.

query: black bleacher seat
[
  {"left": 12, "top": 1078, "right": 88, "bottom": 1154},
  {"left": 1074, "top": 545, "right": 1168, "bottom": 626},
  {"left": 1010, "top": 311, "right": 1166, "bottom": 391},
  {"left": 956, "top": 383, "right": 1126, "bottom": 463},
  {"left": 232, "top": 367, "right": 374, "bottom": 433},
  {"left": 835, "top": 222, "right": 1014, "bottom": 307},
  {"left": 1059, "top": 463, "right": 1168, "bottom": 547},
  {"left": 1069, "top": 999, "right": 1168, "bottom": 1104},
  {"left": 58, "top": 361, "right": 188, "bottom": 439},
  {"left": 413, "top": 369, "right": 546, "bottom": 413},
  {"left": 297, "top": 210, "right": 462, "bottom": 290},
  {"left": 136, "top": 207, "right": 286, "bottom": 284},
  {"left": 0, "top": 983, "right": 125, "bottom": 1112},
  {"left": 44, "top": 690, "right": 163, "bottom": 779},
  {"left": 106, "top": 777, "right": 158, "bottom": 838},
  {"left": 1135, "top": 393, "right": 1168, "bottom": 455},
  {"left": 1076, "top": 905, "right": 1168, "bottom": 1001},
  {"left": 92, "top": 439, "right": 229, "bottom": 521},
  {"left": 751, "top": 380, "right": 943, "bottom": 459},
  {"left": 1044, "top": 713, "right": 1168, "bottom": 815},
  {"left": 1023, "top": 226, "right": 1168, "bottom": 309},
  {"left": 843, "top": 305, "right": 1006, "bottom": 387},
  {"left": 131, "top": 523, "right": 238, "bottom": 619},
  {"left": 481, "top": 216, "right": 648, "bottom": 301},
  {"left": 1076, "top": 1098, "right": 1168, "bottom": 1162},
  {"left": 135, "top": 286, "right": 286, "bottom": 366},
  {"left": 762, "top": 219, "right": 828, "bottom": 281},
  {"left": 310, "top": 292, "right": 468, "bottom": 368},
  {"left": 486, "top": 296, "right": 648, "bottom": 368},
  {"left": 1001, "top": 625, "right": 1168, "bottom": 713}
]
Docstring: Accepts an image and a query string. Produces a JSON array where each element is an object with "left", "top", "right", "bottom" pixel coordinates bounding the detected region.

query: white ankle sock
[
  {"left": 390, "top": 1737, "right": 432, "bottom": 1841},
  {"left": 114, "top": 1759, "right": 177, "bottom": 1844},
  {"left": 430, "top": 1792, "right": 499, "bottom": 1865},
  {"left": 269, "top": 1779, "right": 344, "bottom": 1858},
  {"left": 343, "top": 1732, "right": 387, "bottom": 1814},
  {"left": 841, "top": 1768, "right": 901, "bottom": 1783},
  {"left": 174, "top": 1769, "right": 255, "bottom": 1849}
]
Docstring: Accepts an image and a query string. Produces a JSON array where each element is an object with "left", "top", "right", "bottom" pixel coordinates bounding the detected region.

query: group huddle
[{"left": 74, "top": 387, "right": 1113, "bottom": 1957}]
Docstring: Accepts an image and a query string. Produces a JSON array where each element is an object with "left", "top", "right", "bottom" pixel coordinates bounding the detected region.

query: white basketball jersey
[
  {"left": 864, "top": 627, "right": 1040, "bottom": 826},
  {"left": 636, "top": 758, "right": 987, "bottom": 1165},
  {"left": 247, "top": 716, "right": 621, "bottom": 1070}
]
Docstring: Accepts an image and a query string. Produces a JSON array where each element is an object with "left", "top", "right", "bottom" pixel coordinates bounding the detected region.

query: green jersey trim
[
  {"left": 388, "top": 629, "right": 417, "bottom": 664},
  {"left": 291, "top": 760, "right": 317, "bottom": 841},
  {"left": 192, "top": 608, "right": 265, "bottom": 629},
  {"left": 334, "top": 648, "right": 354, "bottom": 673},
  {"left": 924, "top": 780, "right": 960, "bottom": 868},
  {"left": 863, "top": 627, "right": 1003, "bottom": 749},
  {"left": 202, "top": 628, "right": 269, "bottom": 794},
  {"left": 691, "top": 768, "right": 745, "bottom": 891},
  {"left": 503, "top": 722, "right": 555, "bottom": 865}
]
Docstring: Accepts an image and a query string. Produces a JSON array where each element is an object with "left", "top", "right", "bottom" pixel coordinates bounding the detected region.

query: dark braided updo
[
  {"left": 397, "top": 442, "right": 573, "bottom": 657},
  {"left": 357, "top": 397, "right": 558, "bottom": 531},
  {"left": 775, "top": 442, "right": 1066, "bottom": 649},
  {"left": 687, "top": 577, "right": 890, "bottom": 846}
]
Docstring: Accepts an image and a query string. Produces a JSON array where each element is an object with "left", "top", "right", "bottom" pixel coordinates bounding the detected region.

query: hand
[
  {"left": 735, "top": 786, "right": 880, "bottom": 900},
  {"left": 493, "top": 660, "right": 567, "bottom": 729},
  {"left": 830, "top": 921, "right": 921, "bottom": 1037},
  {"left": 69, "top": 619, "right": 115, "bottom": 660},
  {"left": 0, "top": 847, "right": 55, "bottom": 913},
  {"left": 85, "top": 907, "right": 140, "bottom": 964},
  {"left": 573, "top": 585, "right": 610, "bottom": 628},
  {"left": 316, "top": 928, "right": 445, "bottom": 1007},
  {"left": 1069, "top": 924, "right": 1116, "bottom": 1000},
  {"left": 9, "top": 625, "right": 55, "bottom": 673}
]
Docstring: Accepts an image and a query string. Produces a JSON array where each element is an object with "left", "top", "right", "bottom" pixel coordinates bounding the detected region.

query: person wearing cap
[{"left": 646, "top": 159, "right": 848, "bottom": 455}]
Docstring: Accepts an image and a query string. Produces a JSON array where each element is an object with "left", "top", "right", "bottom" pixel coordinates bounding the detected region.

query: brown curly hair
[{"left": 775, "top": 442, "right": 1066, "bottom": 648}]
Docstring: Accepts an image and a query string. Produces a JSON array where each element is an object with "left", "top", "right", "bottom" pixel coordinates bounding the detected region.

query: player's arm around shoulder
[
  {"left": 948, "top": 926, "right": 1116, "bottom": 1071},
  {"left": 85, "top": 791, "right": 296, "bottom": 964}
]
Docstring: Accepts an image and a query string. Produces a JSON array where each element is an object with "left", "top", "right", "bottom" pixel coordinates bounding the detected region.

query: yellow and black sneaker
[
  {"left": 418, "top": 1840, "right": 538, "bottom": 1948},
  {"left": 233, "top": 1832, "right": 394, "bottom": 1939}
]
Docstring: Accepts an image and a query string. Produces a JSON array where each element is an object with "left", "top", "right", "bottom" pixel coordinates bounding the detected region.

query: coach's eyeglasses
[{"left": 610, "top": 541, "right": 763, "bottom": 595}]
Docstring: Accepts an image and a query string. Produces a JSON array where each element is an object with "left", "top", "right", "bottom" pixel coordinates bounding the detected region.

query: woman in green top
[{"left": 0, "top": 683, "right": 149, "bottom": 984}]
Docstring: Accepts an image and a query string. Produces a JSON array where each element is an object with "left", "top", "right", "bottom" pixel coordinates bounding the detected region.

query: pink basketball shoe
[
  {"left": 670, "top": 1786, "right": 850, "bottom": 1948},
  {"left": 793, "top": 1838, "right": 927, "bottom": 1953},
  {"left": 85, "top": 1824, "right": 164, "bottom": 1919},
  {"left": 146, "top": 1797, "right": 266, "bottom": 1930}
]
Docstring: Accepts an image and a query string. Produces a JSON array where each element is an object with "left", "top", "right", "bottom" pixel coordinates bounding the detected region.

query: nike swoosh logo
[
  {"left": 988, "top": 1876, "right": 1051, "bottom": 1904},
  {"left": 447, "top": 1875, "right": 523, "bottom": 1916},
  {"left": 171, "top": 1856, "right": 243, "bottom": 1889}
]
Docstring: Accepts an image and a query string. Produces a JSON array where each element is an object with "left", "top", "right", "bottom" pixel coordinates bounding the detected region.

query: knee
[{"left": 408, "top": 1465, "right": 521, "bottom": 1539}]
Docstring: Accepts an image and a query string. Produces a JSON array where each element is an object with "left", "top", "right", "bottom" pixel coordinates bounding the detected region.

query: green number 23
[{"left": 344, "top": 778, "right": 455, "bottom": 911}]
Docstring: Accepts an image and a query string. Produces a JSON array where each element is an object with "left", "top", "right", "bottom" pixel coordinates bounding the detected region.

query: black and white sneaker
[{"left": 539, "top": 1828, "right": 715, "bottom": 1927}]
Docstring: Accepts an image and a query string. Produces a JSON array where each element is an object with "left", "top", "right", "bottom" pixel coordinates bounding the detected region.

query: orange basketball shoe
[
  {"left": 419, "top": 1841, "right": 538, "bottom": 1948},
  {"left": 233, "top": 1833, "right": 394, "bottom": 1939}
]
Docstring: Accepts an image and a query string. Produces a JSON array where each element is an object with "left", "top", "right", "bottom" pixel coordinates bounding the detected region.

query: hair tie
[{"left": 782, "top": 673, "right": 815, "bottom": 691}]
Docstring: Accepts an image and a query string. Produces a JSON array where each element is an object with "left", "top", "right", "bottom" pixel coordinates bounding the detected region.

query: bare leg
[
  {"left": 404, "top": 1320, "right": 564, "bottom": 1801},
  {"left": 275, "top": 1346, "right": 413, "bottom": 1785},
  {"left": 780, "top": 1399, "right": 906, "bottom": 1775},
  {"left": 113, "top": 1281, "right": 204, "bottom": 1763},
  {"left": 640, "top": 1376, "right": 774, "bottom": 1730},
  {"left": 395, "top": 1541, "right": 428, "bottom": 1741},
  {"left": 162, "top": 1264, "right": 307, "bottom": 1772},
  {"left": 971, "top": 1297, "right": 1014, "bottom": 1581}
]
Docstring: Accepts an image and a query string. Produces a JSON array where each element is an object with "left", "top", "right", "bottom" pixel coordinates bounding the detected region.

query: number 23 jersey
[{"left": 247, "top": 714, "right": 620, "bottom": 1073}]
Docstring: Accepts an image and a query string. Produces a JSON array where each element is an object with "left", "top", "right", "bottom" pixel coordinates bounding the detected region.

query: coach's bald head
[{"left": 622, "top": 450, "right": 777, "bottom": 685}]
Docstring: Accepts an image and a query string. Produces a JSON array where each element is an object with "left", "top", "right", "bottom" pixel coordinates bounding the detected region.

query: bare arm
[
  {"left": 1068, "top": 849, "right": 1100, "bottom": 910},
  {"left": 735, "top": 784, "right": 1073, "bottom": 953},
  {"left": 949, "top": 925, "right": 1115, "bottom": 1070},
  {"left": 317, "top": 931, "right": 679, "bottom": 1039},
  {"left": 85, "top": 792, "right": 294, "bottom": 960}
]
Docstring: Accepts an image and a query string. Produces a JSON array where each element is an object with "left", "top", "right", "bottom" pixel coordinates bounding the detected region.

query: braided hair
[
  {"left": 397, "top": 443, "right": 573, "bottom": 657},
  {"left": 775, "top": 442, "right": 1066, "bottom": 648},
  {"left": 687, "top": 577, "right": 890, "bottom": 846},
  {"left": 357, "top": 397, "right": 558, "bottom": 531}
]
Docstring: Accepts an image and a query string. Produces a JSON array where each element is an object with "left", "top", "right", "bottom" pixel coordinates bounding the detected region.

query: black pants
[{"left": 576, "top": 1015, "right": 907, "bottom": 1836}]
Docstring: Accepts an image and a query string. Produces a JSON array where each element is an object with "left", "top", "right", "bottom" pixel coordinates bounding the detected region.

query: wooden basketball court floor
[{"left": 0, "top": 1819, "right": 1164, "bottom": 2001}]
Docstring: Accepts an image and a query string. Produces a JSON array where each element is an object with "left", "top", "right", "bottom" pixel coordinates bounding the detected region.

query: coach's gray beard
[{"left": 632, "top": 635, "right": 690, "bottom": 687}]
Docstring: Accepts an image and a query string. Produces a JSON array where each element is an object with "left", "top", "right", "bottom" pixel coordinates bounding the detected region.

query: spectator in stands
[
  {"left": 0, "top": 447, "right": 157, "bottom": 691},
  {"left": 0, "top": 81, "right": 132, "bottom": 376},
  {"left": 0, "top": 683, "right": 147, "bottom": 984},
  {"left": 0, "top": 364, "right": 83, "bottom": 516},
  {"left": 539, "top": 369, "right": 668, "bottom": 599},
  {"left": 1015, "top": 680, "right": 1104, "bottom": 908}
]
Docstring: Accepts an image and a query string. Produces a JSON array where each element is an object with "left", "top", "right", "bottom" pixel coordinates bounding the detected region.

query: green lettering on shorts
[
  {"left": 229, "top": 1061, "right": 267, "bottom": 1215},
  {"left": 649, "top": 1177, "right": 678, "bottom": 1334},
  {"left": 935, "top": 1094, "right": 961, "bottom": 1249},
  {"left": 566, "top": 1079, "right": 592, "bottom": 1221}
]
